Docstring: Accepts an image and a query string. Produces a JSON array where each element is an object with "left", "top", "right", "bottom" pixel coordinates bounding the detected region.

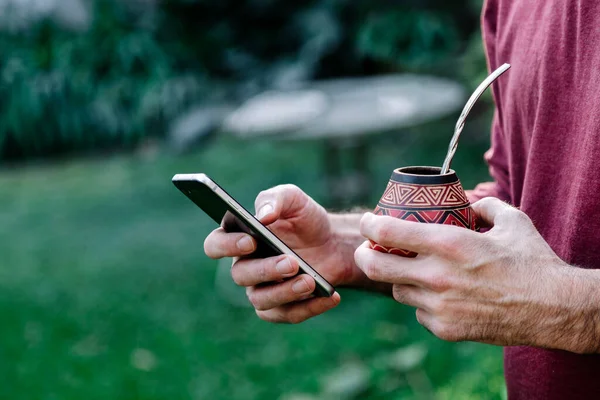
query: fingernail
[
  {"left": 292, "top": 279, "right": 311, "bottom": 294},
  {"left": 256, "top": 203, "right": 274, "bottom": 220},
  {"left": 276, "top": 258, "right": 294, "bottom": 275},
  {"left": 237, "top": 236, "right": 254, "bottom": 253},
  {"left": 330, "top": 294, "right": 340, "bottom": 306}
]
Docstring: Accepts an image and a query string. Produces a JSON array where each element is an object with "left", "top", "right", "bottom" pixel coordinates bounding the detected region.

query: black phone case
[{"left": 221, "top": 211, "right": 280, "bottom": 259}]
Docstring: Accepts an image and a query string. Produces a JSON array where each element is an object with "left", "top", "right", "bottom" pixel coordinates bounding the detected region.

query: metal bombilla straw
[{"left": 440, "top": 63, "right": 511, "bottom": 175}]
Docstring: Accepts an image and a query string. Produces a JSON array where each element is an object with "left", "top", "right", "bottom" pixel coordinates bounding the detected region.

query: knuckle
[
  {"left": 286, "top": 313, "right": 306, "bottom": 325},
  {"left": 361, "top": 256, "right": 380, "bottom": 281},
  {"left": 497, "top": 206, "right": 523, "bottom": 225},
  {"left": 510, "top": 209, "right": 532, "bottom": 226},
  {"left": 256, "top": 291, "right": 278, "bottom": 311},
  {"left": 246, "top": 289, "right": 261, "bottom": 309},
  {"left": 426, "top": 272, "right": 451, "bottom": 292},
  {"left": 431, "top": 322, "right": 460, "bottom": 342},
  {"left": 230, "top": 264, "right": 243, "bottom": 286},
  {"left": 255, "top": 309, "right": 276, "bottom": 323},
  {"left": 354, "top": 247, "right": 371, "bottom": 273},
  {"left": 375, "top": 220, "right": 394, "bottom": 242},
  {"left": 255, "top": 191, "right": 266, "bottom": 204},
  {"left": 494, "top": 209, "right": 512, "bottom": 225},
  {"left": 392, "top": 285, "right": 408, "bottom": 303},
  {"left": 479, "top": 196, "right": 506, "bottom": 213},
  {"left": 429, "top": 297, "right": 449, "bottom": 316},
  {"left": 255, "top": 309, "right": 266, "bottom": 320},
  {"left": 353, "top": 245, "right": 363, "bottom": 262},
  {"left": 256, "top": 262, "right": 269, "bottom": 283},
  {"left": 280, "top": 183, "right": 301, "bottom": 195},
  {"left": 255, "top": 184, "right": 306, "bottom": 213},
  {"left": 306, "top": 298, "right": 328, "bottom": 316},
  {"left": 261, "top": 184, "right": 299, "bottom": 201},
  {"left": 359, "top": 213, "right": 370, "bottom": 235},
  {"left": 479, "top": 196, "right": 499, "bottom": 208},
  {"left": 254, "top": 302, "right": 270, "bottom": 312},
  {"left": 255, "top": 187, "right": 276, "bottom": 207},
  {"left": 431, "top": 233, "right": 463, "bottom": 258}
]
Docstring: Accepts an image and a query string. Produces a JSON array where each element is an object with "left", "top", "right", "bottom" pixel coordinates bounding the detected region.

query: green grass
[{"left": 0, "top": 115, "right": 505, "bottom": 399}]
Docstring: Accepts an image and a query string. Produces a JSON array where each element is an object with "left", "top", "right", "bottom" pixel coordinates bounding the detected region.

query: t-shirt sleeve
[{"left": 466, "top": 112, "right": 511, "bottom": 204}]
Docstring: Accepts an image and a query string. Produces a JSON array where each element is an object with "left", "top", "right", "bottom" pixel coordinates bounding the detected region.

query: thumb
[
  {"left": 470, "top": 197, "right": 518, "bottom": 229},
  {"left": 254, "top": 184, "right": 309, "bottom": 225}
]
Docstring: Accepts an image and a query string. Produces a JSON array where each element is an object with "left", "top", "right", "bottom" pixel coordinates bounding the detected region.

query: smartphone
[{"left": 172, "top": 173, "right": 335, "bottom": 297}]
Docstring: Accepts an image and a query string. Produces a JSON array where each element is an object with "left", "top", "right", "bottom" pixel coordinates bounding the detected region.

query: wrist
[
  {"left": 328, "top": 212, "right": 364, "bottom": 244},
  {"left": 534, "top": 264, "right": 600, "bottom": 354},
  {"left": 562, "top": 267, "right": 600, "bottom": 353},
  {"left": 327, "top": 212, "right": 393, "bottom": 296}
]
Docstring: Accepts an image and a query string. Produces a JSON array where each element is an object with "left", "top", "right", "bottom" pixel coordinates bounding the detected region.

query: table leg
[
  {"left": 322, "top": 139, "right": 372, "bottom": 209},
  {"left": 323, "top": 140, "right": 342, "bottom": 207},
  {"left": 352, "top": 139, "right": 371, "bottom": 206}
]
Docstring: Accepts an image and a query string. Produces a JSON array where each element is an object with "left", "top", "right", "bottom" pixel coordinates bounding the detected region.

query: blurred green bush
[{"left": 0, "top": 0, "right": 485, "bottom": 161}]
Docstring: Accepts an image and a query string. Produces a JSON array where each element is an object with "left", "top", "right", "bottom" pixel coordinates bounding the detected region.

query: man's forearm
[
  {"left": 328, "top": 211, "right": 393, "bottom": 296},
  {"left": 328, "top": 212, "right": 367, "bottom": 248}
]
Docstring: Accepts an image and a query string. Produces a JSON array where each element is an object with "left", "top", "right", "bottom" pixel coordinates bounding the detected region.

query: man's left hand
[{"left": 354, "top": 197, "right": 600, "bottom": 354}]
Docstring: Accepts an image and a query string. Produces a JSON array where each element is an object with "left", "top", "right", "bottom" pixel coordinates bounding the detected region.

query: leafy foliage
[
  {"left": 0, "top": 1, "right": 206, "bottom": 160},
  {"left": 0, "top": 0, "right": 485, "bottom": 161}
]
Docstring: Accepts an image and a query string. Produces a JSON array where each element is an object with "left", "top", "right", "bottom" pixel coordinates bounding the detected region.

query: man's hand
[
  {"left": 204, "top": 185, "right": 372, "bottom": 324},
  {"left": 355, "top": 197, "right": 600, "bottom": 354}
]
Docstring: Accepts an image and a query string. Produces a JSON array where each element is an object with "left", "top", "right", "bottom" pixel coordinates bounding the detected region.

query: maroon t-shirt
[{"left": 469, "top": 0, "right": 600, "bottom": 398}]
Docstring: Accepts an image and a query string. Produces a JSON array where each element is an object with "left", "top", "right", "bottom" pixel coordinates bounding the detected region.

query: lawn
[{"left": 0, "top": 115, "right": 505, "bottom": 399}]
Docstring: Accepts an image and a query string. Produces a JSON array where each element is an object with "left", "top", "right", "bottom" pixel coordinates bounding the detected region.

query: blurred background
[{"left": 0, "top": 0, "right": 505, "bottom": 398}]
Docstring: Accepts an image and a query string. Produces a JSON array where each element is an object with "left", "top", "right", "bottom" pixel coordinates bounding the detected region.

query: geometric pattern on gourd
[
  {"left": 380, "top": 182, "right": 417, "bottom": 205},
  {"left": 379, "top": 181, "right": 468, "bottom": 208},
  {"left": 375, "top": 206, "right": 472, "bottom": 228}
]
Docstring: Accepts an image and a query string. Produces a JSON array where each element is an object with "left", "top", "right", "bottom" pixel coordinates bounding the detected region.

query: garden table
[{"left": 223, "top": 74, "right": 465, "bottom": 207}]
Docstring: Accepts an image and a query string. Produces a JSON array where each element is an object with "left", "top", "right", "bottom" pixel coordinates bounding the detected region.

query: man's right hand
[{"left": 204, "top": 184, "right": 372, "bottom": 324}]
